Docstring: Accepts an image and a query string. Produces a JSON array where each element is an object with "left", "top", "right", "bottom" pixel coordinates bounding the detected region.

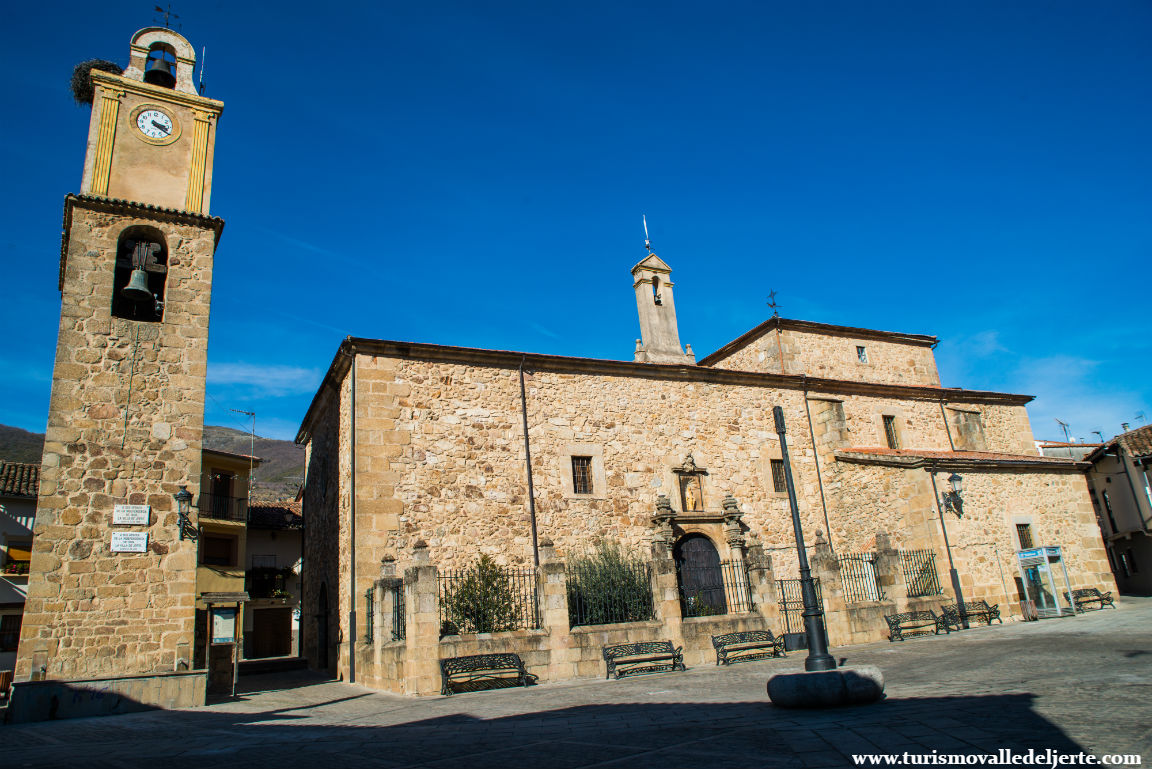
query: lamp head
[{"left": 947, "top": 473, "right": 963, "bottom": 496}]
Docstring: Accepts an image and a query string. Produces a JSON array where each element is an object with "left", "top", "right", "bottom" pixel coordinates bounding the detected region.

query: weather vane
[
  {"left": 767, "top": 290, "right": 780, "bottom": 318},
  {"left": 642, "top": 215, "right": 653, "bottom": 253},
  {"left": 154, "top": 4, "right": 180, "bottom": 29}
]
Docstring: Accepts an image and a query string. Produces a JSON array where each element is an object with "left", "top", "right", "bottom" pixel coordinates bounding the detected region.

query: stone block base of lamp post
[{"left": 767, "top": 665, "right": 885, "bottom": 708}]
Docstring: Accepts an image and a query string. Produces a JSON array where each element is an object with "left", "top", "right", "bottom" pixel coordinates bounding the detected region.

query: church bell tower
[{"left": 15, "top": 26, "right": 224, "bottom": 700}]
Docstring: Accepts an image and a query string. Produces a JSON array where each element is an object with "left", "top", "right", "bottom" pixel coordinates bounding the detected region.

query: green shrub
[
  {"left": 566, "top": 541, "right": 654, "bottom": 627},
  {"left": 440, "top": 555, "right": 526, "bottom": 635}
]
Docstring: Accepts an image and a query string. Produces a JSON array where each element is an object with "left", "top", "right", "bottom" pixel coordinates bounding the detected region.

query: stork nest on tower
[{"left": 70, "top": 59, "right": 124, "bottom": 105}]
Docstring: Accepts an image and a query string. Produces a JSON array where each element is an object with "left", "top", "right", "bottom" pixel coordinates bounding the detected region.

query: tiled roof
[
  {"left": 835, "top": 447, "right": 1085, "bottom": 472},
  {"left": 1117, "top": 424, "right": 1152, "bottom": 458},
  {"left": 0, "top": 461, "right": 39, "bottom": 497},
  {"left": 843, "top": 447, "right": 1075, "bottom": 463},
  {"left": 247, "top": 501, "right": 303, "bottom": 530}
]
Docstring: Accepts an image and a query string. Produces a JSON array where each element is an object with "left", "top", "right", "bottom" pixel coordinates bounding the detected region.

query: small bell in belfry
[{"left": 121, "top": 241, "right": 157, "bottom": 302}]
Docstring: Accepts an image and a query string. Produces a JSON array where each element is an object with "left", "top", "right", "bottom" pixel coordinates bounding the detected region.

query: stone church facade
[{"left": 297, "top": 254, "right": 1115, "bottom": 694}]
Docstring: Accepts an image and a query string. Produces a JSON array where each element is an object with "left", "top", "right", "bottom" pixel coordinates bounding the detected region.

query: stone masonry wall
[
  {"left": 706, "top": 327, "right": 941, "bottom": 387},
  {"left": 17, "top": 204, "right": 214, "bottom": 681},
  {"left": 305, "top": 351, "right": 1108, "bottom": 631}
]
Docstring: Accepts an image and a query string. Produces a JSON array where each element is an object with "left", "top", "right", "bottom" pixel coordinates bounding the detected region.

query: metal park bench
[
  {"left": 884, "top": 610, "right": 949, "bottom": 642},
  {"left": 1065, "top": 588, "right": 1115, "bottom": 612},
  {"left": 941, "top": 599, "right": 1002, "bottom": 630},
  {"left": 439, "top": 653, "right": 535, "bottom": 695},
  {"left": 602, "top": 640, "right": 685, "bottom": 679},
  {"left": 711, "top": 630, "right": 786, "bottom": 666}
]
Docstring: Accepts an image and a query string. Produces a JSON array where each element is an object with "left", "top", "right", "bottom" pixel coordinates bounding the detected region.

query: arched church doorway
[{"left": 674, "top": 534, "right": 728, "bottom": 616}]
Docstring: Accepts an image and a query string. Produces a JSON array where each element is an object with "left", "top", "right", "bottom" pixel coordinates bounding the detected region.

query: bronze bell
[
  {"left": 121, "top": 269, "right": 153, "bottom": 302},
  {"left": 144, "top": 57, "right": 176, "bottom": 89}
]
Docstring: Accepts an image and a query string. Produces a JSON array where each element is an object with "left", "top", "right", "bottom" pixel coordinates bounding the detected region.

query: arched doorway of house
[
  {"left": 317, "top": 582, "right": 329, "bottom": 671},
  {"left": 673, "top": 534, "right": 728, "bottom": 617}
]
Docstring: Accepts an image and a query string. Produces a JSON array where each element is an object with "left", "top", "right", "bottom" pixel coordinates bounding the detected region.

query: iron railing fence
[
  {"left": 199, "top": 493, "right": 248, "bottom": 522},
  {"left": 438, "top": 563, "right": 540, "bottom": 635},
  {"left": 392, "top": 586, "right": 405, "bottom": 641},
  {"left": 679, "top": 559, "right": 754, "bottom": 618},
  {"left": 837, "top": 552, "right": 885, "bottom": 603},
  {"left": 900, "top": 549, "right": 943, "bottom": 597},
  {"left": 566, "top": 559, "right": 655, "bottom": 627},
  {"left": 776, "top": 577, "right": 824, "bottom": 635}
]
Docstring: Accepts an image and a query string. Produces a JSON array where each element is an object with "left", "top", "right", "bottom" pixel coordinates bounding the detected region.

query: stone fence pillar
[
  {"left": 403, "top": 542, "right": 441, "bottom": 696},
  {"left": 537, "top": 538, "right": 574, "bottom": 682},
  {"left": 747, "top": 545, "right": 782, "bottom": 627},
  {"left": 650, "top": 540, "right": 686, "bottom": 651},
  {"left": 874, "top": 538, "right": 910, "bottom": 614},
  {"left": 810, "top": 537, "right": 851, "bottom": 647}
]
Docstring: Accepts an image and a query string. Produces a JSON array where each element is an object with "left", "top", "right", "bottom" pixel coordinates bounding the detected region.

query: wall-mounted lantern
[{"left": 175, "top": 485, "right": 193, "bottom": 541}]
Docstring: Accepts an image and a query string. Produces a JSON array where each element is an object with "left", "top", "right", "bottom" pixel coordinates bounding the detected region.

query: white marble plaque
[
  {"left": 113, "top": 505, "right": 151, "bottom": 525},
  {"left": 110, "top": 532, "right": 149, "bottom": 553}
]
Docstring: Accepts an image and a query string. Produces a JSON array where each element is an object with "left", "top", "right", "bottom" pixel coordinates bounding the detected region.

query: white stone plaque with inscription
[
  {"left": 113, "top": 505, "right": 151, "bottom": 525},
  {"left": 110, "top": 532, "right": 149, "bottom": 553}
]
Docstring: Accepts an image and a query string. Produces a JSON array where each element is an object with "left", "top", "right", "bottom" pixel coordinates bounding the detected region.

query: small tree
[
  {"left": 567, "top": 540, "right": 654, "bottom": 627},
  {"left": 440, "top": 555, "right": 524, "bottom": 635}
]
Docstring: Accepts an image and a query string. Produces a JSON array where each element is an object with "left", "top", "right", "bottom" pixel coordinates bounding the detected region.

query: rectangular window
[
  {"left": 883, "top": 415, "right": 900, "bottom": 449},
  {"left": 1128, "top": 548, "right": 1139, "bottom": 574},
  {"left": 571, "top": 456, "right": 593, "bottom": 495},
  {"left": 201, "top": 535, "right": 236, "bottom": 567},
  {"left": 1015, "top": 523, "right": 1034, "bottom": 550},
  {"left": 0, "top": 613, "right": 21, "bottom": 652},
  {"left": 770, "top": 459, "right": 788, "bottom": 493},
  {"left": 857, "top": 346, "right": 868, "bottom": 363},
  {"left": 3, "top": 540, "right": 32, "bottom": 574},
  {"left": 251, "top": 554, "right": 277, "bottom": 569}
]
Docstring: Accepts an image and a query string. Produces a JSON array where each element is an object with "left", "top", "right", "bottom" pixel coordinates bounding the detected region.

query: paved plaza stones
[{"left": 5, "top": 599, "right": 1150, "bottom": 768}]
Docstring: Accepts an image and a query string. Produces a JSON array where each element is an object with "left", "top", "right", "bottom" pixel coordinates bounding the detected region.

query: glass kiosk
[{"left": 1016, "top": 546, "right": 1076, "bottom": 618}]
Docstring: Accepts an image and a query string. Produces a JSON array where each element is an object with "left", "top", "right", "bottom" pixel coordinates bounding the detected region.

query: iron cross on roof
[
  {"left": 767, "top": 290, "right": 780, "bottom": 318},
  {"left": 154, "top": 4, "right": 180, "bottom": 29}
]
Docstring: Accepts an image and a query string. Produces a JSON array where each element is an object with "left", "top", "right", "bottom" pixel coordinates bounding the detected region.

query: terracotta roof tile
[
  {"left": 247, "top": 501, "right": 302, "bottom": 529},
  {"left": 842, "top": 447, "right": 1073, "bottom": 463},
  {"left": 1117, "top": 424, "right": 1152, "bottom": 458},
  {"left": 0, "top": 461, "right": 39, "bottom": 497}
]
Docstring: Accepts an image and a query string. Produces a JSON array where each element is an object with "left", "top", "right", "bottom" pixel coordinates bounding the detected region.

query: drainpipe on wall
[
  {"left": 519, "top": 357, "right": 541, "bottom": 567},
  {"left": 801, "top": 379, "right": 834, "bottom": 552},
  {"left": 348, "top": 345, "right": 357, "bottom": 683},
  {"left": 939, "top": 400, "right": 956, "bottom": 452}
]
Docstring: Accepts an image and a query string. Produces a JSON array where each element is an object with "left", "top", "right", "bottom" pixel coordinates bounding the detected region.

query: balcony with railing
[{"left": 199, "top": 493, "right": 248, "bottom": 522}]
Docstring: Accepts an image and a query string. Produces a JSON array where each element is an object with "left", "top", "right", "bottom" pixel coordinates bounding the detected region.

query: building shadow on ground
[{"left": 5, "top": 685, "right": 1099, "bottom": 769}]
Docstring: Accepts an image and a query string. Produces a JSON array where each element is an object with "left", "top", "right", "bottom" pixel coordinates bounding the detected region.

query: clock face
[{"left": 136, "top": 109, "right": 174, "bottom": 140}]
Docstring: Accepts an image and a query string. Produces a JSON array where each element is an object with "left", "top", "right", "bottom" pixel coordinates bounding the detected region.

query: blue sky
[{"left": 1, "top": 1, "right": 1149, "bottom": 442}]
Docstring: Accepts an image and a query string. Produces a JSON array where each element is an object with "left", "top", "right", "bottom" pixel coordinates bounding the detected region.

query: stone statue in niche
[{"left": 681, "top": 476, "right": 703, "bottom": 511}]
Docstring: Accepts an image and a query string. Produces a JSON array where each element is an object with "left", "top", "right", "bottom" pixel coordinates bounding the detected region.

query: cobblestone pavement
[{"left": 6, "top": 598, "right": 1151, "bottom": 768}]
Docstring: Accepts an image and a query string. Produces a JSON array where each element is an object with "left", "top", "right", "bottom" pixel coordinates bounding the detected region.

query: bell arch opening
[{"left": 111, "top": 226, "right": 168, "bottom": 323}]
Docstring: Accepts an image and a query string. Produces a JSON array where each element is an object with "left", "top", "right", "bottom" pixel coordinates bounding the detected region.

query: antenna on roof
[
  {"left": 1136, "top": 411, "right": 1147, "bottom": 425},
  {"left": 767, "top": 290, "right": 780, "bottom": 319},
  {"left": 231, "top": 408, "right": 256, "bottom": 499},
  {"left": 154, "top": 4, "right": 180, "bottom": 30},
  {"left": 1055, "top": 418, "right": 1070, "bottom": 443},
  {"left": 1092, "top": 430, "right": 1105, "bottom": 443},
  {"left": 198, "top": 46, "right": 206, "bottom": 95},
  {"left": 642, "top": 215, "right": 652, "bottom": 253}
]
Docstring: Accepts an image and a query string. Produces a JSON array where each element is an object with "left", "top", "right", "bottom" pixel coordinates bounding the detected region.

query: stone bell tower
[
  {"left": 15, "top": 26, "right": 224, "bottom": 704},
  {"left": 632, "top": 253, "right": 695, "bottom": 364}
]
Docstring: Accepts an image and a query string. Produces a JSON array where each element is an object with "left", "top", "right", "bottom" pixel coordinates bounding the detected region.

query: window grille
[
  {"left": 571, "top": 456, "right": 593, "bottom": 495},
  {"left": 1015, "top": 523, "right": 1034, "bottom": 550},
  {"left": 770, "top": 459, "right": 787, "bottom": 493},
  {"left": 857, "top": 346, "right": 868, "bottom": 363},
  {"left": 251, "top": 554, "right": 277, "bottom": 569},
  {"left": 883, "top": 415, "right": 900, "bottom": 449}
]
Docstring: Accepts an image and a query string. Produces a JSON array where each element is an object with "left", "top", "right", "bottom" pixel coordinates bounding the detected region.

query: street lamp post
[
  {"left": 175, "top": 485, "right": 193, "bottom": 541},
  {"left": 929, "top": 471, "right": 967, "bottom": 629},
  {"left": 774, "top": 406, "right": 836, "bottom": 672}
]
